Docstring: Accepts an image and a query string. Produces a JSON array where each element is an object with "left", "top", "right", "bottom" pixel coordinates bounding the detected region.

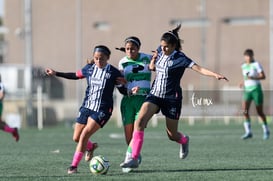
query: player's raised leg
[
  {"left": 241, "top": 100, "right": 253, "bottom": 139},
  {"left": 68, "top": 117, "right": 100, "bottom": 174},
  {"left": 72, "top": 122, "right": 97, "bottom": 162},
  {"left": 0, "top": 120, "right": 19, "bottom": 142},
  {"left": 120, "top": 102, "right": 158, "bottom": 168},
  {"left": 165, "top": 117, "right": 189, "bottom": 159}
]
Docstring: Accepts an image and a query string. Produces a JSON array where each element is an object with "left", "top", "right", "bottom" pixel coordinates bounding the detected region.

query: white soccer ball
[{"left": 89, "top": 155, "right": 110, "bottom": 175}]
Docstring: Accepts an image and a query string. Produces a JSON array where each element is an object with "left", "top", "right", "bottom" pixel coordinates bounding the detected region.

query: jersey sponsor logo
[
  {"left": 91, "top": 77, "right": 103, "bottom": 85},
  {"left": 132, "top": 65, "right": 145, "bottom": 73}
]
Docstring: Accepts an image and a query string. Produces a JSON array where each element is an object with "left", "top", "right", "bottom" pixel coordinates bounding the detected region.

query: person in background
[
  {"left": 0, "top": 74, "right": 19, "bottom": 142},
  {"left": 240, "top": 49, "right": 270, "bottom": 140},
  {"left": 117, "top": 36, "right": 151, "bottom": 172}
]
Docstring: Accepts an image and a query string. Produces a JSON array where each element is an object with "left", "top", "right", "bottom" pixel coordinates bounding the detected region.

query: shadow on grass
[{"left": 134, "top": 167, "right": 273, "bottom": 173}]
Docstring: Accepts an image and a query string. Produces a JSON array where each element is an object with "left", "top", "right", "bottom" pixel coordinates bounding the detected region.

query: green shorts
[
  {"left": 120, "top": 95, "right": 146, "bottom": 126},
  {"left": 243, "top": 85, "right": 263, "bottom": 105}
]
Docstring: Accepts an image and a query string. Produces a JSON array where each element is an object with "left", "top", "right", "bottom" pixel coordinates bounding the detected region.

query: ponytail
[{"left": 161, "top": 24, "right": 182, "bottom": 51}]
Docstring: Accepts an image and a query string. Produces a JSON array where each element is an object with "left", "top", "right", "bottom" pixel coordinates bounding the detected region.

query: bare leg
[
  {"left": 134, "top": 102, "right": 159, "bottom": 131},
  {"left": 166, "top": 117, "right": 189, "bottom": 159},
  {"left": 70, "top": 117, "right": 100, "bottom": 169},
  {"left": 256, "top": 104, "right": 270, "bottom": 139},
  {"left": 121, "top": 102, "right": 159, "bottom": 168},
  {"left": 73, "top": 123, "right": 85, "bottom": 142},
  {"left": 165, "top": 117, "right": 180, "bottom": 142},
  {"left": 241, "top": 101, "right": 252, "bottom": 138},
  {"left": 76, "top": 117, "right": 100, "bottom": 153},
  {"left": 124, "top": 123, "right": 134, "bottom": 145},
  {"left": 242, "top": 101, "right": 251, "bottom": 121}
]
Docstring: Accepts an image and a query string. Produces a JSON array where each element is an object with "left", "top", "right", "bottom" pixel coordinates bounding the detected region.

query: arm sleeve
[
  {"left": 55, "top": 72, "right": 81, "bottom": 80},
  {"left": 116, "top": 85, "right": 128, "bottom": 96}
]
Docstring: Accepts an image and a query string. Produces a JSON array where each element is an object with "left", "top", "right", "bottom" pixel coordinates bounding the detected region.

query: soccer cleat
[
  {"left": 85, "top": 143, "right": 98, "bottom": 162},
  {"left": 263, "top": 131, "right": 270, "bottom": 140},
  {"left": 179, "top": 135, "right": 189, "bottom": 159},
  {"left": 121, "top": 154, "right": 142, "bottom": 173},
  {"left": 138, "top": 154, "right": 142, "bottom": 165},
  {"left": 12, "top": 128, "right": 19, "bottom": 142},
  {"left": 122, "top": 168, "right": 133, "bottom": 173},
  {"left": 67, "top": 166, "right": 78, "bottom": 174},
  {"left": 120, "top": 158, "right": 139, "bottom": 168},
  {"left": 241, "top": 133, "right": 253, "bottom": 140}
]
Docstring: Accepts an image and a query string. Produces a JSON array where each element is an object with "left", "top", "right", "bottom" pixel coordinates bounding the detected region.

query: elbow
[{"left": 260, "top": 75, "right": 266, "bottom": 80}]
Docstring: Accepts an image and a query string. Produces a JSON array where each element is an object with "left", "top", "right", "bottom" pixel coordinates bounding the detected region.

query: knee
[
  {"left": 166, "top": 131, "right": 178, "bottom": 142},
  {"left": 242, "top": 109, "right": 249, "bottom": 117},
  {"left": 257, "top": 110, "right": 265, "bottom": 117},
  {"left": 73, "top": 136, "right": 79, "bottom": 143}
]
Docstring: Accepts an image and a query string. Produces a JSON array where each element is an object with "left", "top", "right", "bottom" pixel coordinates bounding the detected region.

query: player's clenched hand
[
  {"left": 215, "top": 74, "right": 229, "bottom": 81},
  {"left": 45, "top": 68, "right": 56, "bottom": 76},
  {"left": 131, "top": 86, "right": 140, "bottom": 95},
  {"left": 151, "top": 50, "right": 158, "bottom": 60}
]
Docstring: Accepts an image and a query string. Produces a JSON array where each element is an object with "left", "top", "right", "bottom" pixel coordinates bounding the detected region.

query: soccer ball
[{"left": 89, "top": 155, "right": 110, "bottom": 175}]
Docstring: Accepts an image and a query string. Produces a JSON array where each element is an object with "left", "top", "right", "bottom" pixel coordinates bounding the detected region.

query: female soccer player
[
  {"left": 117, "top": 37, "right": 151, "bottom": 171},
  {"left": 120, "top": 25, "right": 228, "bottom": 169},
  {"left": 46, "top": 45, "right": 128, "bottom": 174},
  {"left": 240, "top": 49, "right": 270, "bottom": 140},
  {"left": 0, "top": 74, "right": 19, "bottom": 142}
]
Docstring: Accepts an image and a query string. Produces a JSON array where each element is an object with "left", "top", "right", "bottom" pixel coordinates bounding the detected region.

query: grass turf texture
[{"left": 0, "top": 121, "right": 272, "bottom": 181}]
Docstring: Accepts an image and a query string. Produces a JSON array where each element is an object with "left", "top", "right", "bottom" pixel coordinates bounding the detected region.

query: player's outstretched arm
[
  {"left": 191, "top": 64, "right": 228, "bottom": 81},
  {"left": 45, "top": 68, "right": 80, "bottom": 80}
]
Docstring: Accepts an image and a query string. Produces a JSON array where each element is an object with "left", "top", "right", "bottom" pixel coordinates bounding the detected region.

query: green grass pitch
[{"left": 0, "top": 120, "right": 272, "bottom": 181}]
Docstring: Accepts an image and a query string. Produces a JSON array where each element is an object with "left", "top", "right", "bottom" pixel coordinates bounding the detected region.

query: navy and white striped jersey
[
  {"left": 150, "top": 48, "right": 195, "bottom": 99},
  {"left": 77, "top": 63, "right": 122, "bottom": 112}
]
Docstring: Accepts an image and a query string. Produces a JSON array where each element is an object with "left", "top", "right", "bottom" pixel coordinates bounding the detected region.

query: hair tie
[
  {"left": 166, "top": 31, "right": 179, "bottom": 41},
  {"left": 125, "top": 38, "right": 140, "bottom": 48},
  {"left": 94, "top": 47, "right": 110, "bottom": 56}
]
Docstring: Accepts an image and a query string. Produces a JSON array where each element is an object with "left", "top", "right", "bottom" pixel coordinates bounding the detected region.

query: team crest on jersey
[
  {"left": 105, "top": 73, "right": 111, "bottom": 79},
  {"left": 168, "top": 60, "right": 173, "bottom": 67}
]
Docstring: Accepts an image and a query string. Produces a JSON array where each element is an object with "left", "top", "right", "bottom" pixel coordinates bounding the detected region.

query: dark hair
[
  {"left": 93, "top": 45, "right": 111, "bottom": 57},
  {"left": 161, "top": 24, "right": 182, "bottom": 51},
  {"left": 124, "top": 36, "right": 141, "bottom": 49},
  {"left": 244, "top": 49, "right": 254, "bottom": 57}
]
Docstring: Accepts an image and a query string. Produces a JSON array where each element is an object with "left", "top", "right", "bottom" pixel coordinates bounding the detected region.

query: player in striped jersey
[
  {"left": 46, "top": 45, "right": 128, "bottom": 174},
  {"left": 117, "top": 37, "right": 151, "bottom": 172},
  {"left": 240, "top": 49, "right": 270, "bottom": 140},
  {"left": 120, "top": 25, "right": 228, "bottom": 169},
  {"left": 0, "top": 75, "right": 19, "bottom": 142}
]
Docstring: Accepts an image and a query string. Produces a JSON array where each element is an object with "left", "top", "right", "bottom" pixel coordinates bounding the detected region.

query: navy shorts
[
  {"left": 145, "top": 94, "right": 182, "bottom": 120},
  {"left": 77, "top": 107, "right": 112, "bottom": 128}
]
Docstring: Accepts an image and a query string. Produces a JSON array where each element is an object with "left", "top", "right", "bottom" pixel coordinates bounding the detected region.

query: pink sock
[
  {"left": 177, "top": 132, "right": 188, "bottom": 145},
  {"left": 3, "top": 125, "right": 14, "bottom": 133},
  {"left": 71, "top": 151, "right": 83, "bottom": 167},
  {"left": 132, "top": 131, "right": 144, "bottom": 160},
  {"left": 86, "top": 140, "right": 93, "bottom": 151}
]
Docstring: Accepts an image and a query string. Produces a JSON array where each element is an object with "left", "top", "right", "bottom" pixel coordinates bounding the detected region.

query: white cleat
[
  {"left": 179, "top": 135, "right": 189, "bottom": 159},
  {"left": 120, "top": 158, "right": 139, "bottom": 168}
]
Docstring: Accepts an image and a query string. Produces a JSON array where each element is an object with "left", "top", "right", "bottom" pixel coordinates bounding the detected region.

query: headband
[
  {"left": 94, "top": 47, "right": 110, "bottom": 56},
  {"left": 125, "top": 38, "right": 141, "bottom": 48},
  {"left": 166, "top": 31, "right": 179, "bottom": 41}
]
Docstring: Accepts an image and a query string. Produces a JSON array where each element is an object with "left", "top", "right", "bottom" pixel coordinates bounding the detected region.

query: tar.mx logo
[{"left": 191, "top": 92, "right": 213, "bottom": 108}]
